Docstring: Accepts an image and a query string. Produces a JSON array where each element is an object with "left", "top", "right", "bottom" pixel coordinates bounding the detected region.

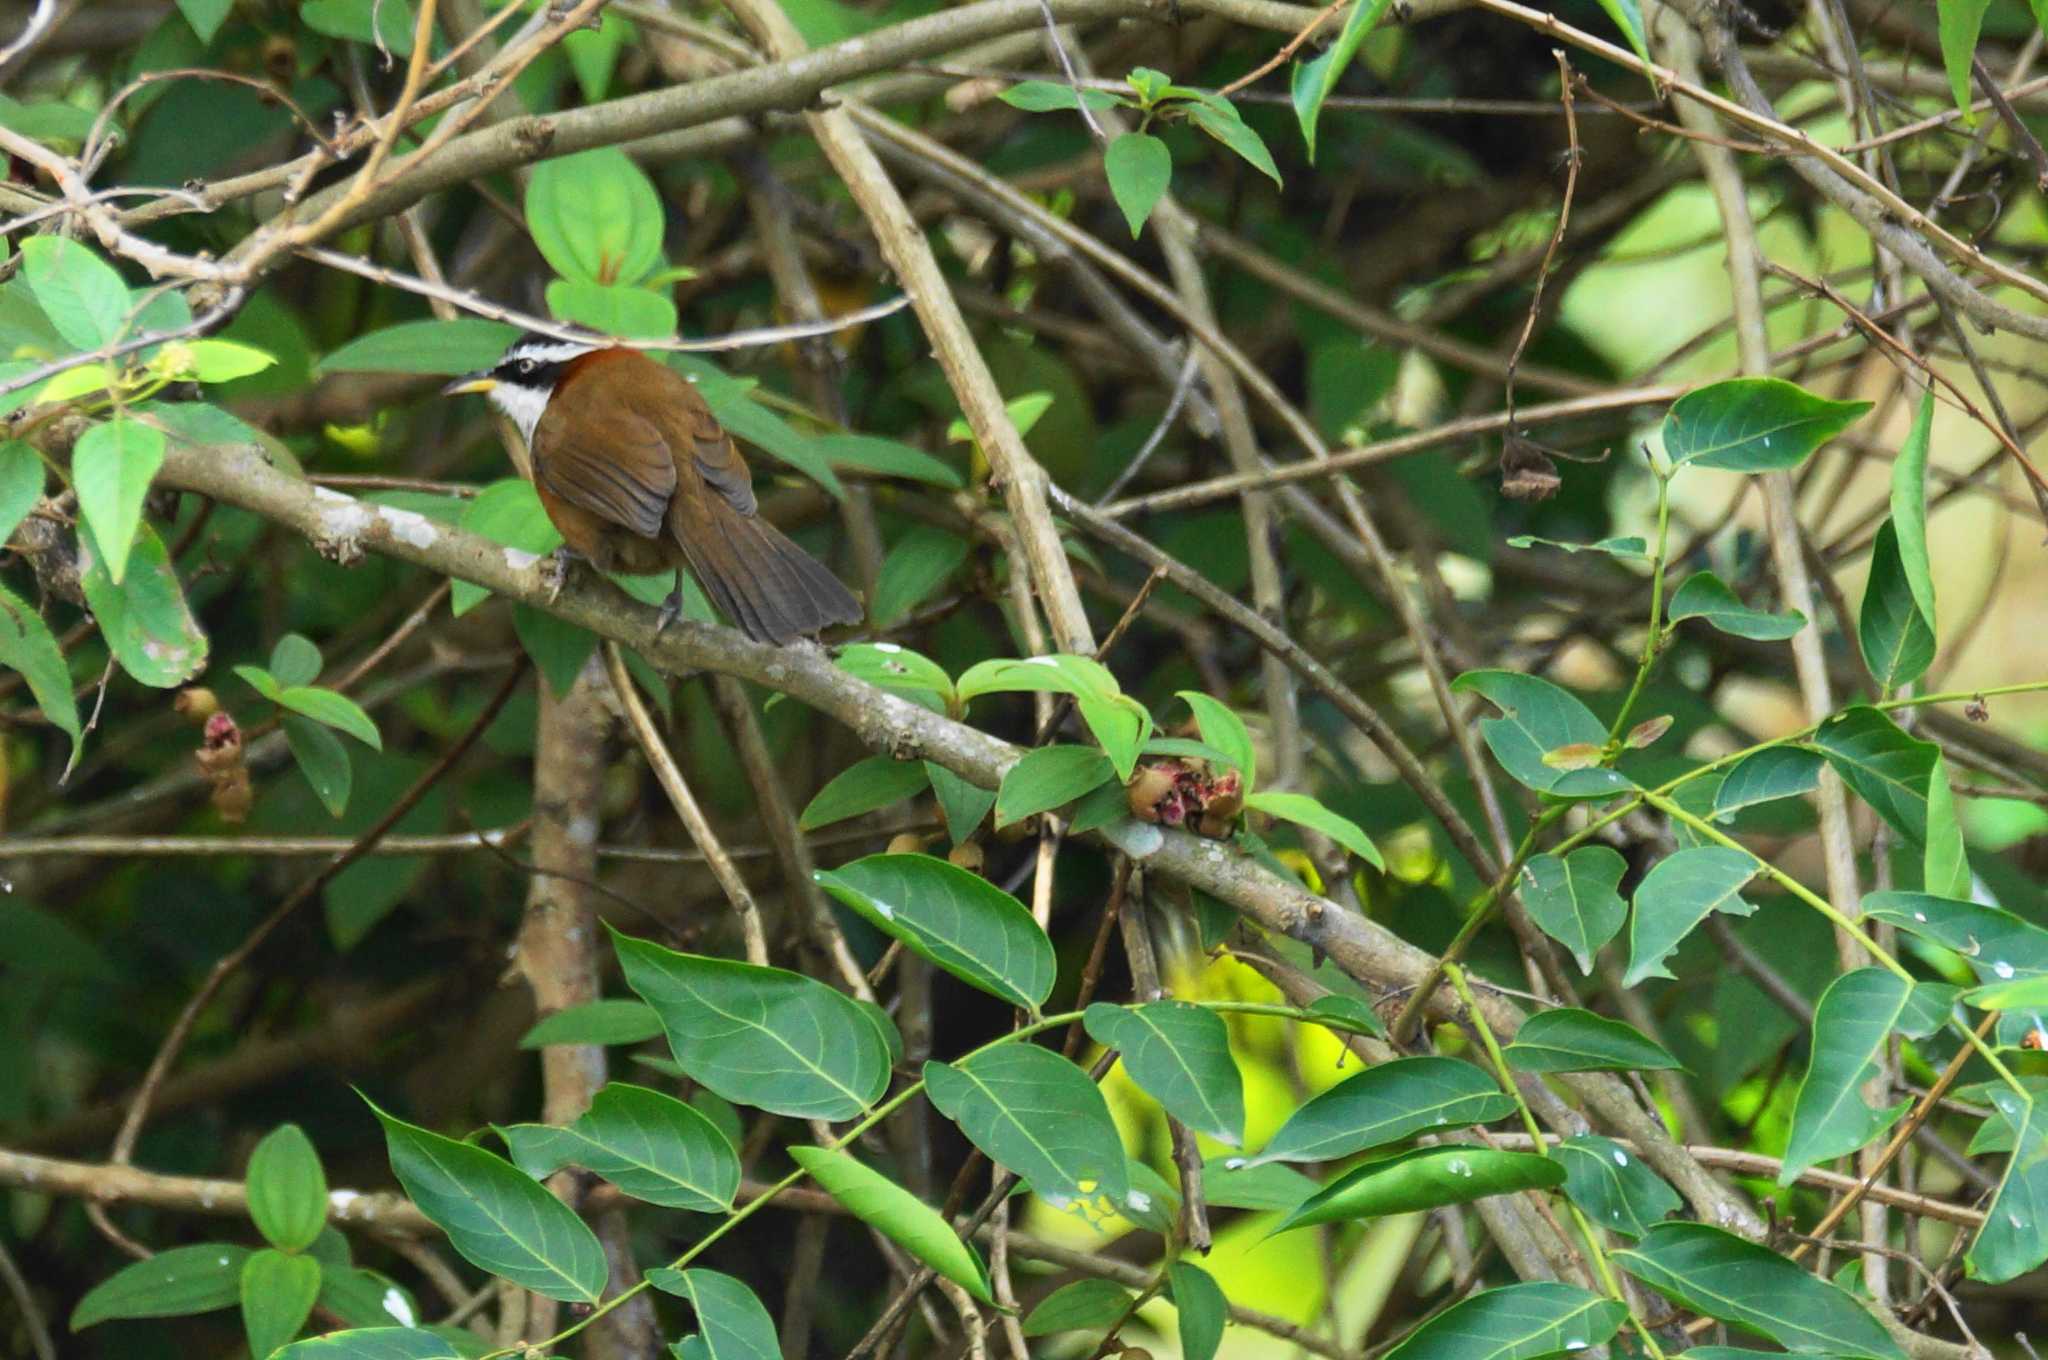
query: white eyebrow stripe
[{"left": 511, "top": 340, "right": 604, "bottom": 365}]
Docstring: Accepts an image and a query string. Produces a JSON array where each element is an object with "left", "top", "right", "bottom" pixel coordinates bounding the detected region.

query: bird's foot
[
  {"left": 542, "top": 546, "right": 576, "bottom": 603},
  {"left": 654, "top": 580, "right": 685, "bottom": 634}
]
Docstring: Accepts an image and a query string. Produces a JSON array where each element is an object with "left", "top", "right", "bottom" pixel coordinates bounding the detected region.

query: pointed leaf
[
  {"left": 1517, "top": 846, "right": 1627, "bottom": 974},
  {"left": 1967, "top": 1086, "right": 2048, "bottom": 1282},
  {"left": 924, "top": 1044, "right": 1130, "bottom": 1216},
  {"left": 1382, "top": 1282, "right": 1627, "bottom": 1360},
  {"left": 519, "top": 999, "right": 664, "bottom": 1049},
  {"left": 816, "top": 852, "right": 1055, "bottom": 1010},
  {"left": 1243, "top": 790, "right": 1384, "bottom": 869},
  {"left": 1863, "top": 890, "right": 2048, "bottom": 983},
  {"left": 73, "top": 418, "right": 166, "bottom": 584},
  {"left": 502, "top": 1082, "right": 738, "bottom": 1212},
  {"left": 78, "top": 520, "right": 207, "bottom": 687},
  {"left": 801, "top": 756, "right": 931, "bottom": 831},
  {"left": 1625, "top": 846, "right": 1758, "bottom": 987},
  {"left": 1858, "top": 521, "right": 1934, "bottom": 690},
  {"left": 1272, "top": 1146, "right": 1564, "bottom": 1232},
  {"left": 1242, "top": 1056, "right": 1515, "bottom": 1166},
  {"left": 1781, "top": 970, "right": 1952, "bottom": 1184},
  {"left": 1713, "top": 746, "right": 1824, "bottom": 819},
  {"left": 278, "top": 687, "right": 382, "bottom": 749},
  {"left": 71, "top": 1244, "right": 250, "bottom": 1329},
  {"left": 1669, "top": 571, "right": 1806, "bottom": 641},
  {"left": 1086, "top": 1000, "right": 1246, "bottom": 1147},
  {"left": 247, "top": 1124, "right": 329, "bottom": 1253},
  {"left": 318, "top": 319, "right": 521, "bottom": 376},
  {"left": 242, "top": 1249, "right": 321, "bottom": 1359},
  {"left": 1104, "top": 132, "right": 1172, "bottom": 237},
  {"left": 614, "top": 930, "right": 890, "bottom": 1119},
  {"left": 21, "top": 236, "right": 131, "bottom": 350},
  {"left": 1554, "top": 1136, "right": 1680, "bottom": 1239},
  {"left": 1662, "top": 378, "right": 1870, "bottom": 472},
  {"left": 1923, "top": 753, "right": 1972, "bottom": 898},
  {"left": 1291, "top": 0, "right": 1400, "bottom": 159},
  {"left": 790, "top": 1146, "right": 993, "bottom": 1303},
  {"left": 649, "top": 1268, "right": 779, "bottom": 1360},
  {"left": 1187, "top": 99, "right": 1281, "bottom": 186},
  {"left": 1504, "top": 1009, "right": 1680, "bottom": 1074},
  {"left": 1023, "top": 1279, "right": 1135, "bottom": 1335},
  {"left": 1168, "top": 1261, "right": 1227, "bottom": 1360},
  {"left": 1177, "top": 691, "right": 1256, "bottom": 789},
  {"left": 1938, "top": 0, "right": 1995, "bottom": 120},
  {"left": 1811, "top": 706, "right": 1939, "bottom": 843},
  {"left": 1452, "top": 671, "right": 1631, "bottom": 798},
  {"left": 996, "top": 745, "right": 1115, "bottom": 827},
  {"left": 1889, "top": 387, "right": 1937, "bottom": 629}
]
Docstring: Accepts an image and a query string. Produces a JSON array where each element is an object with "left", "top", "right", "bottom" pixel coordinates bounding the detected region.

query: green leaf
[
  {"left": 1200, "top": 1158, "right": 1317, "bottom": 1212},
  {"left": 545, "top": 279, "right": 677, "bottom": 340},
  {"left": 815, "top": 433, "right": 963, "bottom": 489},
  {"left": 315, "top": 1268, "right": 419, "bottom": 1330},
  {"left": 1451, "top": 671, "right": 1631, "bottom": 798},
  {"left": 1517, "top": 846, "right": 1627, "bottom": 974},
  {"left": 1271, "top": 1146, "right": 1565, "bottom": 1233},
  {"left": 318, "top": 319, "right": 521, "bottom": 376},
  {"left": 1662, "top": 377, "right": 1870, "bottom": 473},
  {"left": 301, "top": 0, "right": 417, "bottom": 53},
  {"left": 801, "top": 756, "right": 932, "bottom": 830},
  {"left": 1713, "top": 746, "right": 1825, "bottom": 819},
  {"left": 924, "top": 1044, "right": 1130, "bottom": 1217},
  {"left": 1923, "top": 753, "right": 1972, "bottom": 899},
  {"left": 1504, "top": 533, "right": 1649, "bottom": 559},
  {"left": 1306, "top": 994, "right": 1388, "bottom": 1039},
  {"left": 1243, "top": 790, "right": 1384, "bottom": 870},
  {"left": 276, "top": 1329, "right": 464, "bottom": 1360},
  {"left": 1504, "top": 1009, "right": 1680, "bottom": 1074},
  {"left": 451, "top": 479, "right": 562, "bottom": 615},
  {"left": 1613, "top": 1223, "right": 1905, "bottom": 1359},
  {"left": 815, "top": 853, "right": 1056, "bottom": 1011},
  {"left": 789, "top": 1146, "right": 994, "bottom": 1304},
  {"left": 872, "top": 526, "right": 969, "bottom": 627},
  {"left": 285, "top": 714, "right": 353, "bottom": 818},
  {"left": 1242, "top": 1056, "right": 1516, "bottom": 1166},
  {"left": 1187, "top": 98, "right": 1281, "bottom": 186},
  {"left": 1938, "top": 0, "right": 1995, "bottom": 121},
  {"left": 184, "top": 339, "right": 277, "bottom": 383},
  {"left": 1292, "top": 0, "right": 1400, "bottom": 159},
  {"left": 997, "top": 745, "right": 1115, "bottom": 827},
  {"left": 277, "top": 687, "right": 382, "bottom": 749},
  {"left": 367, "top": 1096, "right": 606, "bottom": 1304},
  {"left": 78, "top": 520, "right": 207, "bottom": 688},
  {"left": 1086, "top": 1000, "right": 1246, "bottom": 1147},
  {"left": 1104, "top": 132, "right": 1172, "bottom": 237},
  {"left": 177, "top": 0, "right": 235, "bottom": 42},
  {"left": 1380, "top": 1282, "right": 1628, "bottom": 1360},
  {"left": 648, "top": 1268, "right": 779, "bottom": 1360},
  {"left": 1810, "top": 706, "right": 1939, "bottom": 843},
  {"left": 235, "top": 663, "right": 282, "bottom": 700},
  {"left": 1967, "top": 1086, "right": 2048, "bottom": 1282},
  {"left": 1168, "top": 1261, "right": 1227, "bottom": 1360},
  {"left": 1889, "top": 386, "right": 1937, "bottom": 630},
  {"left": 959, "top": 656, "right": 1151, "bottom": 781},
  {"left": 512, "top": 603, "right": 598, "bottom": 697},
  {"left": 0, "top": 440, "right": 44, "bottom": 544},
  {"left": 242, "top": 1249, "right": 322, "bottom": 1359},
  {"left": 519, "top": 998, "right": 664, "bottom": 1048},
  {"left": 71, "top": 1243, "right": 250, "bottom": 1329},
  {"left": 525, "top": 147, "right": 665, "bottom": 287},
  {"left": 267, "top": 634, "right": 322, "bottom": 688},
  {"left": 613, "top": 930, "right": 890, "bottom": 1119},
  {"left": 1592, "top": 0, "right": 1652, "bottom": 68},
  {"left": 248, "top": 1124, "right": 330, "bottom": 1253},
  {"left": 1964, "top": 974, "right": 2048, "bottom": 1010},
  {"left": 1554, "top": 1135, "right": 1680, "bottom": 1239},
  {"left": 1858, "top": 520, "right": 1935, "bottom": 691},
  {"left": 926, "top": 762, "right": 996, "bottom": 844},
  {"left": 1781, "top": 969, "right": 1951, "bottom": 1185},
  {"left": 0, "top": 582, "right": 80, "bottom": 766},
  {"left": 502, "top": 1082, "right": 738, "bottom": 1212},
  {"left": 836, "top": 642, "right": 955, "bottom": 714},
  {"left": 1865, "top": 890, "right": 2048, "bottom": 984},
  {"left": 1022, "top": 1279, "right": 1135, "bottom": 1335},
  {"left": 1668, "top": 571, "right": 1806, "bottom": 641},
  {"left": 73, "top": 417, "right": 166, "bottom": 584},
  {"left": 21, "top": 236, "right": 130, "bottom": 350},
  {"left": 1000, "top": 81, "right": 1124, "bottom": 112},
  {"left": 1177, "top": 692, "right": 1256, "bottom": 789},
  {"left": 1623, "top": 846, "right": 1758, "bottom": 987}
]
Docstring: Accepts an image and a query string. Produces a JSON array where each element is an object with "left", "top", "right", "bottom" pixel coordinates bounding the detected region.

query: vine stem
[
  {"left": 1605, "top": 463, "right": 1674, "bottom": 746},
  {"left": 1446, "top": 965, "right": 1666, "bottom": 1360}
]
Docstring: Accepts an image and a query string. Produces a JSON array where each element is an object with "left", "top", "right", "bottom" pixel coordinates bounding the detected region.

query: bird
[{"left": 443, "top": 334, "right": 863, "bottom": 645}]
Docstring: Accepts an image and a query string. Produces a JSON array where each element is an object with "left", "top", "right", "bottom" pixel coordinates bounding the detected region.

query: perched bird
[{"left": 444, "top": 334, "right": 862, "bottom": 644}]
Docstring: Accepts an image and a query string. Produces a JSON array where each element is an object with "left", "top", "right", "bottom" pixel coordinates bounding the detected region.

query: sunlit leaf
[
  {"left": 502, "top": 1082, "right": 738, "bottom": 1212},
  {"left": 924, "top": 1044, "right": 1129, "bottom": 1216},
  {"left": 1242, "top": 1056, "right": 1516, "bottom": 1166},
  {"left": 1518, "top": 846, "right": 1627, "bottom": 973},
  {"left": 1624, "top": 846, "right": 1759, "bottom": 987},
  {"left": 1086, "top": 1000, "right": 1246, "bottom": 1147},
  {"left": 1662, "top": 377, "right": 1869, "bottom": 473},
  {"left": 816, "top": 853, "right": 1055, "bottom": 1010},
  {"left": 1554, "top": 1136, "right": 1680, "bottom": 1239},
  {"left": 790, "top": 1146, "right": 993, "bottom": 1303},
  {"left": 1272, "top": 1146, "right": 1564, "bottom": 1232},
  {"left": 1504, "top": 1009, "right": 1680, "bottom": 1074}
]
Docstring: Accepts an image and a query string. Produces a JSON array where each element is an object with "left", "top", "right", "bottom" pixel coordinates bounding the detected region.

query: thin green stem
[{"left": 1605, "top": 468, "right": 1674, "bottom": 746}]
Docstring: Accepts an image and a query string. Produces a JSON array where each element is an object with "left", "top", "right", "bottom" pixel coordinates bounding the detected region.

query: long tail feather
[{"left": 674, "top": 500, "right": 862, "bottom": 644}]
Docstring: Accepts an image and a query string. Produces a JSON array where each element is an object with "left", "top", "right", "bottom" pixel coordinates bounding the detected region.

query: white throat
[{"left": 488, "top": 339, "right": 601, "bottom": 445}]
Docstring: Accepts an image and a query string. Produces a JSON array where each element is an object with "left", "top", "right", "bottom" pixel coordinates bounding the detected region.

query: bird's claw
[
  {"left": 655, "top": 583, "right": 685, "bottom": 634},
  {"left": 542, "top": 546, "right": 575, "bottom": 603}
]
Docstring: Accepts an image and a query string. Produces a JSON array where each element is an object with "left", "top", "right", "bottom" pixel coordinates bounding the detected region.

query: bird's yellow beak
[{"left": 441, "top": 373, "right": 497, "bottom": 396}]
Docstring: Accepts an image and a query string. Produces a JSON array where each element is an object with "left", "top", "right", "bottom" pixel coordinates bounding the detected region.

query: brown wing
[
  {"left": 641, "top": 368, "right": 758, "bottom": 518},
  {"left": 531, "top": 359, "right": 678, "bottom": 540}
]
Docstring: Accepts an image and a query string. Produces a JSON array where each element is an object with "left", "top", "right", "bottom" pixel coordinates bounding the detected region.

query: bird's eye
[{"left": 517, "top": 358, "right": 538, "bottom": 375}]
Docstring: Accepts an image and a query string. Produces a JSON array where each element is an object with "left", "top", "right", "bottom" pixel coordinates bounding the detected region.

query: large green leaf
[
  {"left": 1713, "top": 747, "right": 1824, "bottom": 819},
  {"left": 545, "top": 279, "right": 675, "bottom": 340},
  {"left": 1503, "top": 1009, "right": 1680, "bottom": 1074},
  {"left": 614, "top": 931, "right": 890, "bottom": 1119},
  {"left": 0, "top": 581, "right": 80, "bottom": 765},
  {"left": 1668, "top": 571, "right": 1806, "bottom": 642},
  {"left": 1085, "top": 1001, "right": 1246, "bottom": 1147},
  {"left": 1614, "top": 1223, "right": 1904, "bottom": 1358},
  {"left": 1967, "top": 1086, "right": 2048, "bottom": 1282},
  {"left": 1858, "top": 521, "right": 1934, "bottom": 691},
  {"left": 367, "top": 1098, "right": 606, "bottom": 1304},
  {"left": 1271, "top": 1146, "right": 1564, "bottom": 1232},
  {"left": 1243, "top": 790, "right": 1384, "bottom": 870},
  {"left": 649, "top": 1268, "right": 779, "bottom": 1360},
  {"left": 1382, "top": 1282, "right": 1627, "bottom": 1360},
  {"left": 71, "top": 1244, "right": 250, "bottom": 1329},
  {"left": 1810, "top": 706, "right": 1939, "bottom": 843},
  {"left": 1889, "top": 387, "right": 1937, "bottom": 629},
  {"left": 789, "top": 1146, "right": 993, "bottom": 1303},
  {"left": 1554, "top": 1136, "right": 1680, "bottom": 1239},
  {"left": 1451, "top": 671, "right": 1631, "bottom": 798},
  {"left": 1177, "top": 691, "right": 1256, "bottom": 788},
  {"left": 317, "top": 319, "right": 520, "bottom": 376},
  {"left": 1662, "top": 377, "right": 1869, "bottom": 473},
  {"left": 247, "top": 1123, "right": 329, "bottom": 1254},
  {"left": 502, "top": 1082, "right": 738, "bottom": 1212},
  {"left": 451, "top": 479, "right": 562, "bottom": 615},
  {"left": 835, "top": 642, "right": 956, "bottom": 714},
  {"left": 284, "top": 714, "right": 352, "bottom": 818},
  {"left": 1517, "top": 846, "right": 1627, "bottom": 974},
  {"left": 926, "top": 762, "right": 996, "bottom": 844},
  {"left": 1168, "top": 1261, "right": 1228, "bottom": 1360},
  {"left": 242, "top": 1249, "right": 321, "bottom": 1359},
  {"left": 815, "top": 853, "right": 1055, "bottom": 1011},
  {"left": 958, "top": 655, "right": 1151, "bottom": 781},
  {"left": 275, "top": 1331, "right": 464, "bottom": 1360},
  {"left": 1104, "top": 132, "right": 1172, "bottom": 237},
  {"left": 78, "top": 520, "right": 208, "bottom": 688},
  {"left": 1291, "top": 0, "right": 1399, "bottom": 159},
  {"left": 20, "top": 236, "right": 130, "bottom": 350},
  {"left": 526, "top": 147, "right": 664, "bottom": 287},
  {"left": 1623, "top": 847, "right": 1758, "bottom": 987},
  {"left": 800, "top": 756, "right": 931, "bottom": 830},
  {"left": 73, "top": 417, "right": 166, "bottom": 584},
  {"left": 814, "top": 433, "right": 964, "bottom": 489},
  {"left": 996, "top": 745, "right": 1115, "bottom": 828},
  {"left": 924, "top": 1044, "right": 1130, "bottom": 1217},
  {"left": 1864, "top": 891, "right": 2048, "bottom": 982},
  {"left": 1938, "top": 0, "right": 1995, "bottom": 120},
  {"left": 1241, "top": 1056, "right": 1515, "bottom": 1167},
  {"left": 1780, "top": 970, "right": 1953, "bottom": 1184}
]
